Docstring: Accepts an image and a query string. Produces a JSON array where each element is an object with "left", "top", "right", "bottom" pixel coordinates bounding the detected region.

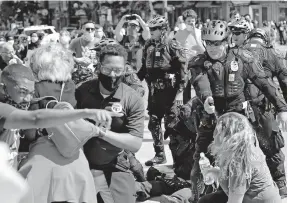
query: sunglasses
[
  {"left": 232, "top": 31, "right": 245, "bottom": 36},
  {"left": 150, "top": 27, "right": 161, "bottom": 31},
  {"left": 85, "top": 28, "right": 95, "bottom": 31},
  {"left": 205, "top": 40, "right": 225, "bottom": 46}
]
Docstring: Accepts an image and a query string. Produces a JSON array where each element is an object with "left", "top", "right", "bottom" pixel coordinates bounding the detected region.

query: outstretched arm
[{"left": 1, "top": 103, "right": 122, "bottom": 130}]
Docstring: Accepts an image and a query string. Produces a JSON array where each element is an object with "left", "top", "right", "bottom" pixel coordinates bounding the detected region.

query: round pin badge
[
  {"left": 111, "top": 103, "right": 123, "bottom": 113},
  {"left": 230, "top": 61, "right": 239, "bottom": 71}
]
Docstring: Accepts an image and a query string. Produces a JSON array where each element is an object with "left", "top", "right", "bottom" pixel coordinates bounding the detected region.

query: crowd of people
[{"left": 0, "top": 7, "right": 286, "bottom": 203}]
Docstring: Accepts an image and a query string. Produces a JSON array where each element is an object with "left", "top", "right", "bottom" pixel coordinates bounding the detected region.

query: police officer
[
  {"left": 245, "top": 28, "right": 287, "bottom": 101},
  {"left": 164, "top": 96, "right": 200, "bottom": 180},
  {"left": 227, "top": 17, "right": 252, "bottom": 48},
  {"left": 228, "top": 23, "right": 287, "bottom": 197},
  {"left": 138, "top": 16, "right": 190, "bottom": 166},
  {"left": 188, "top": 20, "right": 287, "bottom": 202}
]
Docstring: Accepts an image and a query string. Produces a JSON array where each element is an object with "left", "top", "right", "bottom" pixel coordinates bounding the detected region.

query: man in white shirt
[{"left": 173, "top": 10, "right": 205, "bottom": 61}]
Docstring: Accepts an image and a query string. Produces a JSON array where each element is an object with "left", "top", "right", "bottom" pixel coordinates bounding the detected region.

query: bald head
[
  {"left": 1, "top": 64, "right": 35, "bottom": 105},
  {"left": 1, "top": 64, "right": 35, "bottom": 86}
]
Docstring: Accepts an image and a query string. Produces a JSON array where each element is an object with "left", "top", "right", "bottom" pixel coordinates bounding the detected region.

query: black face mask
[{"left": 98, "top": 73, "right": 123, "bottom": 92}]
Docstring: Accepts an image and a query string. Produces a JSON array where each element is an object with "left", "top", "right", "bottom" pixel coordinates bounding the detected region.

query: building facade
[{"left": 35, "top": 1, "right": 287, "bottom": 29}]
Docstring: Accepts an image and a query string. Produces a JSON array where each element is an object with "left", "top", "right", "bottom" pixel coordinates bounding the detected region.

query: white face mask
[
  {"left": 31, "top": 37, "right": 38, "bottom": 43},
  {"left": 83, "top": 32, "right": 95, "bottom": 42}
]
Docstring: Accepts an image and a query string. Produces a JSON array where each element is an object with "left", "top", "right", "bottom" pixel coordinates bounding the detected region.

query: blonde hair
[
  {"left": 209, "top": 112, "right": 259, "bottom": 189},
  {"left": 30, "top": 43, "right": 74, "bottom": 82}
]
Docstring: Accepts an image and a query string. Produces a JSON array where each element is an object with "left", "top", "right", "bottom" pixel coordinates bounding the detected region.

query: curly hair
[
  {"left": 99, "top": 44, "right": 128, "bottom": 64},
  {"left": 209, "top": 112, "right": 260, "bottom": 190},
  {"left": 30, "top": 43, "right": 75, "bottom": 82},
  {"left": 182, "top": 9, "right": 197, "bottom": 21}
]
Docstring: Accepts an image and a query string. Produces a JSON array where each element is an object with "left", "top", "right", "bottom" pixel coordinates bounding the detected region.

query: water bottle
[{"left": 199, "top": 152, "right": 214, "bottom": 185}]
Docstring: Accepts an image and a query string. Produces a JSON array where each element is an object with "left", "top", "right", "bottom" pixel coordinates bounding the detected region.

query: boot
[
  {"left": 126, "top": 151, "right": 146, "bottom": 182},
  {"left": 156, "top": 175, "right": 191, "bottom": 193},
  {"left": 146, "top": 166, "right": 165, "bottom": 181},
  {"left": 277, "top": 180, "right": 287, "bottom": 199},
  {"left": 145, "top": 152, "right": 167, "bottom": 166}
]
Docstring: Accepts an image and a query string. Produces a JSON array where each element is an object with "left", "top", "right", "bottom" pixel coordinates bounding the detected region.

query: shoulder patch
[
  {"left": 242, "top": 50, "right": 254, "bottom": 59},
  {"left": 237, "top": 49, "right": 255, "bottom": 63},
  {"left": 169, "top": 39, "right": 182, "bottom": 50},
  {"left": 169, "top": 39, "right": 186, "bottom": 62}
]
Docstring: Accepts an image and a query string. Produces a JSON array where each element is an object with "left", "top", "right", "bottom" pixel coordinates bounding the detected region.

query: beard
[{"left": 4, "top": 95, "right": 30, "bottom": 110}]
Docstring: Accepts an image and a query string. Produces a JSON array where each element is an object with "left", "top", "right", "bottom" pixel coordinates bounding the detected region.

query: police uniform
[
  {"left": 242, "top": 41, "right": 287, "bottom": 101},
  {"left": 239, "top": 41, "right": 287, "bottom": 196},
  {"left": 188, "top": 48, "right": 287, "bottom": 201},
  {"left": 139, "top": 38, "right": 190, "bottom": 159},
  {"left": 164, "top": 96, "right": 200, "bottom": 179}
]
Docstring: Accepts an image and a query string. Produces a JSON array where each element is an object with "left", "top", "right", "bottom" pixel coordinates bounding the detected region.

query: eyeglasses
[
  {"left": 205, "top": 40, "right": 225, "bottom": 46},
  {"left": 232, "top": 31, "right": 245, "bottom": 36},
  {"left": 149, "top": 27, "right": 161, "bottom": 31},
  {"left": 85, "top": 28, "right": 95, "bottom": 32},
  {"left": 100, "top": 66, "right": 124, "bottom": 76}
]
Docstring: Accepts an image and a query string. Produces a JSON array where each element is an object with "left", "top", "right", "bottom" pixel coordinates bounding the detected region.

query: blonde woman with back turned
[{"left": 198, "top": 112, "right": 281, "bottom": 203}]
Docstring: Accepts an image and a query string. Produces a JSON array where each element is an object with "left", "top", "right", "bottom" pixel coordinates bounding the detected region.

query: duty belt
[{"left": 225, "top": 101, "right": 256, "bottom": 124}]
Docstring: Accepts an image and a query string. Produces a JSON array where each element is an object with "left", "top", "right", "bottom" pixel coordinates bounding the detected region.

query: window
[
  {"left": 279, "top": 7, "right": 287, "bottom": 21},
  {"left": 252, "top": 8, "right": 260, "bottom": 23},
  {"left": 262, "top": 7, "right": 267, "bottom": 22}
]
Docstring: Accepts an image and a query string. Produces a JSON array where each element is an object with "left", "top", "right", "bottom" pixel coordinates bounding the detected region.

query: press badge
[
  {"left": 155, "top": 52, "right": 160, "bottom": 56},
  {"left": 111, "top": 103, "right": 123, "bottom": 113},
  {"left": 228, "top": 74, "right": 235, "bottom": 81},
  {"left": 230, "top": 61, "right": 238, "bottom": 72}
]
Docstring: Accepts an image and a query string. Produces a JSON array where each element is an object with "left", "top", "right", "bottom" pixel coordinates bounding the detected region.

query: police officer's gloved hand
[
  {"left": 204, "top": 96, "right": 215, "bottom": 114},
  {"left": 276, "top": 112, "right": 287, "bottom": 133}
]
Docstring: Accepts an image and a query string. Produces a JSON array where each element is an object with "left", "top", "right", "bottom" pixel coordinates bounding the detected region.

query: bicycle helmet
[
  {"left": 228, "top": 18, "right": 251, "bottom": 33},
  {"left": 202, "top": 20, "right": 229, "bottom": 41},
  {"left": 247, "top": 28, "right": 270, "bottom": 45},
  {"left": 147, "top": 15, "right": 168, "bottom": 28},
  {"left": 92, "top": 38, "right": 119, "bottom": 51}
]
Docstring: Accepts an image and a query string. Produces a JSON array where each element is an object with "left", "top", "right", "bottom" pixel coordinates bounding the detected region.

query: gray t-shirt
[
  {"left": 220, "top": 147, "right": 281, "bottom": 202},
  {"left": 69, "top": 37, "right": 99, "bottom": 58}
]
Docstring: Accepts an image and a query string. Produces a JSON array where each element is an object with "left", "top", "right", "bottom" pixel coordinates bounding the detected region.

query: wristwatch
[{"left": 98, "top": 127, "right": 107, "bottom": 138}]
